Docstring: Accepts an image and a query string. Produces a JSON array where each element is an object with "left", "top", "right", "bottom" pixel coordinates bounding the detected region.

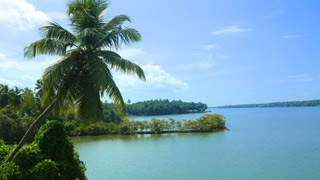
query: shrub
[
  {"left": 0, "top": 120, "right": 87, "bottom": 180},
  {"left": 0, "top": 140, "right": 14, "bottom": 163},
  {"left": 118, "top": 124, "right": 132, "bottom": 135}
]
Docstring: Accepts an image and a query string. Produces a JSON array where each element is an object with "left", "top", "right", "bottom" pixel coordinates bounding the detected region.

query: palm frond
[
  {"left": 41, "top": 51, "right": 77, "bottom": 107},
  {"left": 68, "top": 0, "right": 108, "bottom": 31},
  {"left": 76, "top": 75, "right": 103, "bottom": 122},
  {"left": 83, "top": 55, "right": 126, "bottom": 113},
  {"left": 40, "top": 21, "right": 76, "bottom": 44},
  {"left": 78, "top": 27, "right": 101, "bottom": 46},
  {"left": 98, "top": 27, "right": 141, "bottom": 49},
  {"left": 104, "top": 15, "right": 131, "bottom": 31},
  {"left": 24, "top": 39, "right": 70, "bottom": 58},
  {"left": 98, "top": 50, "right": 146, "bottom": 81}
]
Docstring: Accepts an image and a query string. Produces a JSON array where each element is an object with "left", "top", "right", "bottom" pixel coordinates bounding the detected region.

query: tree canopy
[{"left": 120, "top": 99, "right": 208, "bottom": 116}]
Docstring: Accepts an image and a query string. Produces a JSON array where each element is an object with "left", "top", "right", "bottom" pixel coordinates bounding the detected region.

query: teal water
[{"left": 73, "top": 107, "right": 320, "bottom": 180}]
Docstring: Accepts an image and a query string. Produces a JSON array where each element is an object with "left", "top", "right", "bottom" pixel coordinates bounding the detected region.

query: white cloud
[
  {"left": 212, "top": 25, "right": 251, "bottom": 36},
  {"left": 0, "top": 76, "right": 20, "bottom": 86},
  {"left": 288, "top": 74, "right": 312, "bottom": 82},
  {"left": 0, "top": 0, "right": 49, "bottom": 30},
  {"left": 46, "top": 11, "right": 67, "bottom": 20},
  {"left": 176, "top": 54, "right": 227, "bottom": 71},
  {"left": 282, "top": 34, "right": 306, "bottom": 39},
  {"left": 0, "top": 53, "right": 58, "bottom": 87},
  {"left": 114, "top": 65, "right": 188, "bottom": 92},
  {"left": 269, "top": 74, "right": 313, "bottom": 83},
  {"left": 203, "top": 44, "right": 217, "bottom": 50},
  {"left": 117, "top": 48, "right": 144, "bottom": 59}
]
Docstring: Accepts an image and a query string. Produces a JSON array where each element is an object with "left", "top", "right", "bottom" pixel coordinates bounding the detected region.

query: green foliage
[
  {"left": 13, "top": 145, "right": 42, "bottom": 172},
  {"left": 0, "top": 83, "right": 126, "bottom": 143},
  {"left": 32, "top": 159, "right": 59, "bottom": 180},
  {"left": 149, "top": 118, "right": 163, "bottom": 134},
  {"left": 34, "top": 121, "right": 73, "bottom": 161},
  {"left": 0, "top": 120, "right": 87, "bottom": 180},
  {"left": 0, "top": 105, "right": 40, "bottom": 143},
  {"left": 0, "top": 162, "right": 22, "bottom": 180},
  {"left": 119, "top": 99, "right": 208, "bottom": 116},
  {"left": 0, "top": 140, "right": 14, "bottom": 163},
  {"left": 118, "top": 124, "right": 131, "bottom": 135}
]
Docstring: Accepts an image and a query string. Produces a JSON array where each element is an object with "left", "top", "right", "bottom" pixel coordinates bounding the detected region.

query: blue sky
[{"left": 0, "top": 0, "right": 319, "bottom": 106}]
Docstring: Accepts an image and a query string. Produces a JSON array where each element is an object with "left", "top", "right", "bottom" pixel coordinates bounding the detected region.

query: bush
[
  {"left": 32, "top": 159, "right": 58, "bottom": 180},
  {"left": 0, "top": 120, "right": 87, "bottom": 180},
  {"left": 118, "top": 124, "right": 132, "bottom": 135},
  {"left": 0, "top": 140, "right": 14, "bottom": 164},
  {"left": 198, "top": 114, "right": 226, "bottom": 131}
]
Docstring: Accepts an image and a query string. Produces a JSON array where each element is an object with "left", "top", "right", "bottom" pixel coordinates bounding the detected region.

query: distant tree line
[
  {"left": 110, "top": 99, "right": 208, "bottom": 116},
  {"left": 218, "top": 100, "right": 320, "bottom": 108}
]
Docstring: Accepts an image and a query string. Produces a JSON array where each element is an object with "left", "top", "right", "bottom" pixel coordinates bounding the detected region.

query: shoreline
[{"left": 70, "top": 128, "right": 229, "bottom": 138}]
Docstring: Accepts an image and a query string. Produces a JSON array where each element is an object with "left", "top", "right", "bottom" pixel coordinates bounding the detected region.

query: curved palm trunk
[{"left": 5, "top": 100, "right": 56, "bottom": 162}]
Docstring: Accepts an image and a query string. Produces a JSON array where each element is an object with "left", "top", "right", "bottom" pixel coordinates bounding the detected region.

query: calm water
[{"left": 73, "top": 107, "right": 320, "bottom": 180}]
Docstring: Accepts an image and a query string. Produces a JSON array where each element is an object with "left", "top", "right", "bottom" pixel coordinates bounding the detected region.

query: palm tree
[
  {"left": 0, "top": 85, "right": 10, "bottom": 108},
  {"left": 5, "top": 0, "right": 145, "bottom": 162},
  {"left": 34, "top": 79, "right": 43, "bottom": 99}
]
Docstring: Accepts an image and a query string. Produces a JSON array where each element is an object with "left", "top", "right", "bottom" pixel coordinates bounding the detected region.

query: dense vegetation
[
  {"left": 0, "top": 84, "right": 225, "bottom": 143},
  {"left": 120, "top": 99, "right": 208, "bottom": 115},
  {"left": 0, "top": 84, "right": 123, "bottom": 143},
  {"left": 218, "top": 100, "right": 320, "bottom": 108},
  {"left": 67, "top": 114, "right": 227, "bottom": 136},
  {"left": 0, "top": 120, "right": 86, "bottom": 180}
]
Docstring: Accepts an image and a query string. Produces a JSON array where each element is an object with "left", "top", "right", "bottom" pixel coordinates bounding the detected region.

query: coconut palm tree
[{"left": 5, "top": 0, "right": 145, "bottom": 162}]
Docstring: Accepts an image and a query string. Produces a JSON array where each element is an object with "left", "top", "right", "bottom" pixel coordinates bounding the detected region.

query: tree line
[
  {"left": 218, "top": 100, "right": 320, "bottom": 108},
  {"left": 113, "top": 99, "right": 208, "bottom": 116}
]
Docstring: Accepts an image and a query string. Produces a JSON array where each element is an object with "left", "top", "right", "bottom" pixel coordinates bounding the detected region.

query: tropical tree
[
  {"left": 6, "top": 0, "right": 145, "bottom": 162},
  {"left": 34, "top": 79, "right": 43, "bottom": 99},
  {"left": 0, "top": 85, "right": 10, "bottom": 108}
]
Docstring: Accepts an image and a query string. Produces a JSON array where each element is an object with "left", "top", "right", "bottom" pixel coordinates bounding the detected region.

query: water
[{"left": 73, "top": 107, "right": 320, "bottom": 180}]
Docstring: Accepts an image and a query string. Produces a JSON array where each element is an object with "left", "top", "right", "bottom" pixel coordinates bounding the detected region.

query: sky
[{"left": 0, "top": 0, "right": 319, "bottom": 106}]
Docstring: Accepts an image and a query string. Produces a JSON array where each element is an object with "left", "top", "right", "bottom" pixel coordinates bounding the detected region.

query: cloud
[
  {"left": 0, "top": 52, "right": 58, "bottom": 88},
  {"left": 0, "top": 0, "right": 49, "bottom": 30},
  {"left": 282, "top": 34, "right": 306, "bottom": 39},
  {"left": 114, "top": 65, "right": 188, "bottom": 92},
  {"left": 0, "top": 76, "right": 21, "bottom": 86},
  {"left": 288, "top": 74, "right": 313, "bottom": 82},
  {"left": 270, "top": 74, "right": 313, "bottom": 83},
  {"left": 176, "top": 54, "right": 227, "bottom": 71},
  {"left": 117, "top": 48, "right": 144, "bottom": 59},
  {"left": 46, "top": 11, "right": 67, "bottom": 20},
  {"left": 212, "top": 25, "right": 251, "bottom": 36},
  {"left": 203, "top": 44, "right": 217, "bottom": 50}
]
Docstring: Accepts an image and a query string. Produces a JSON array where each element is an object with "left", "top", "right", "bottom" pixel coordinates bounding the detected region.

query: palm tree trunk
[{"left": 5, "top": 100, "right": 56, "bottom": 163}]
